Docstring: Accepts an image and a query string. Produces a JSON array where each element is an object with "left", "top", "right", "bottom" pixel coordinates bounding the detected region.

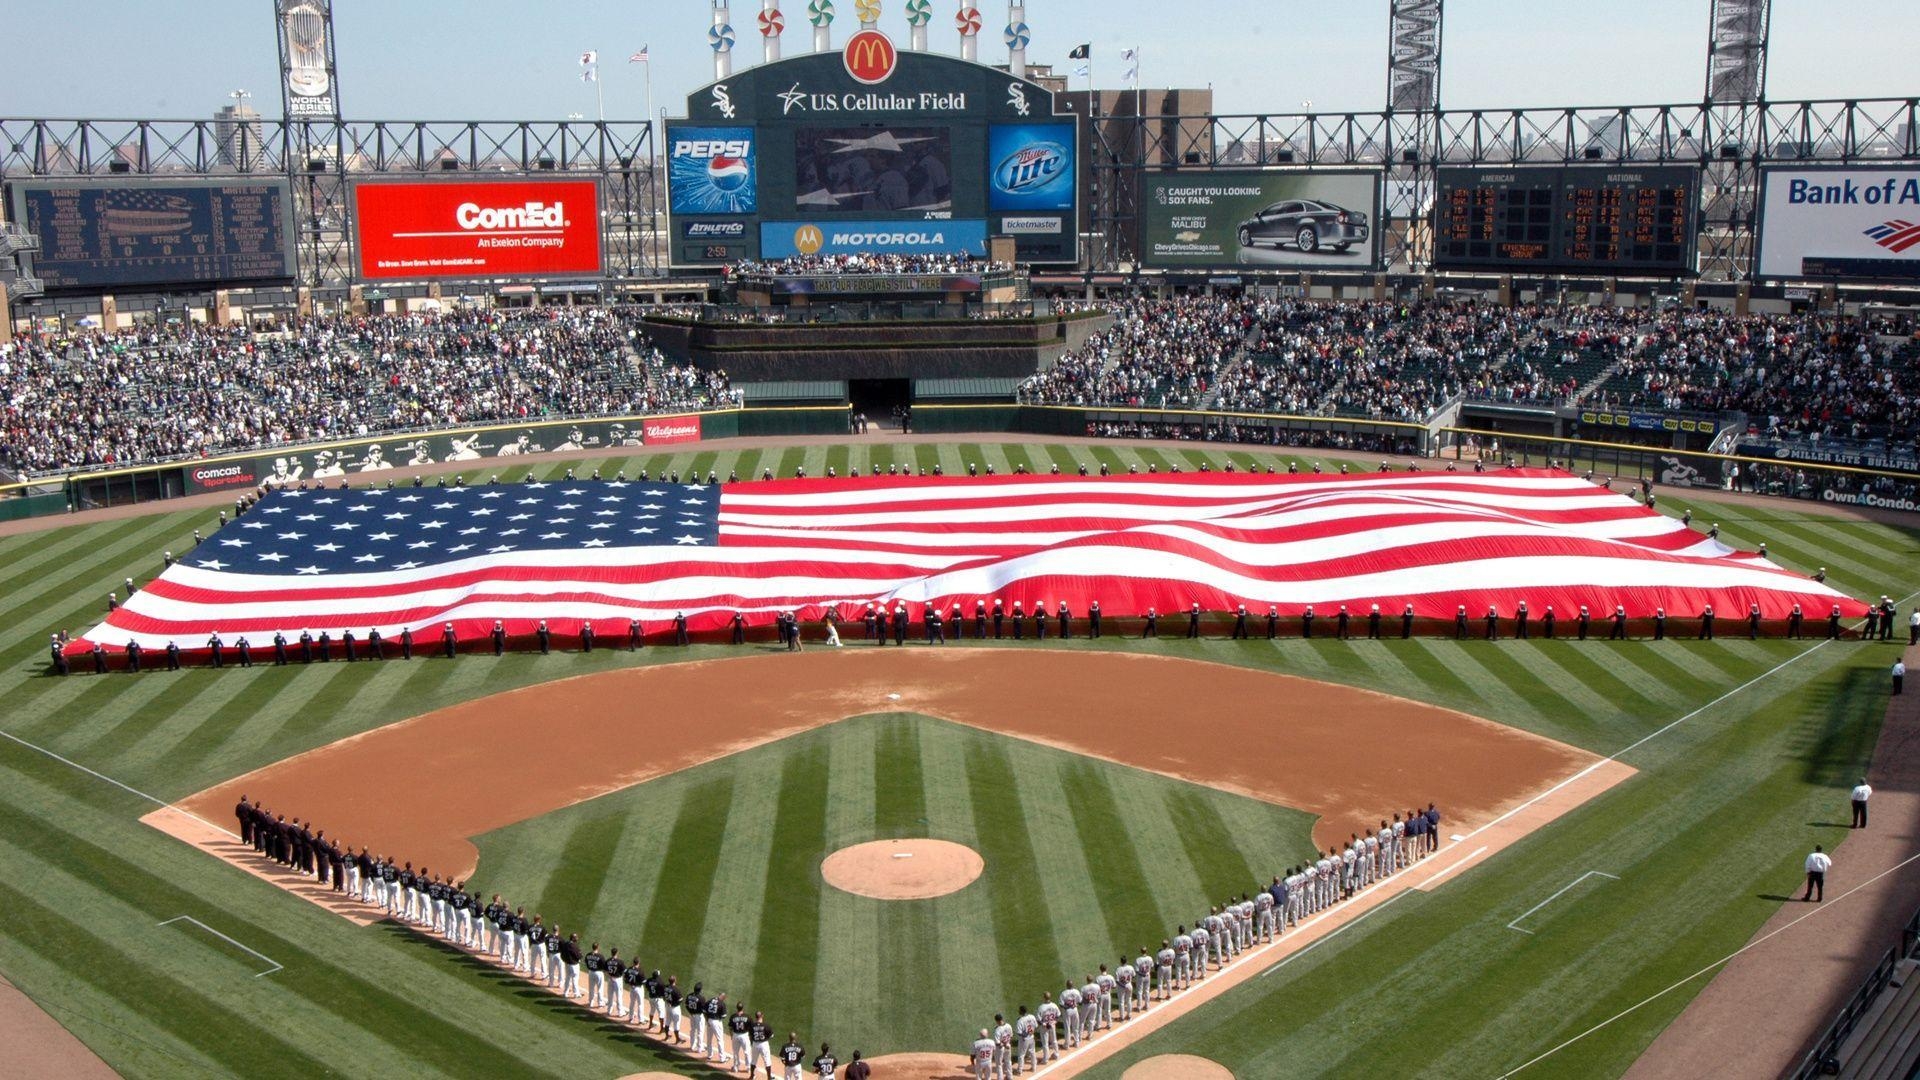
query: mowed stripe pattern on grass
[
  {"left": 0, "top": 439, "right": 1914, "bottom": 1080},
  {"left": 467, "top": 713, "right": 1320, "bottom": 1056}
]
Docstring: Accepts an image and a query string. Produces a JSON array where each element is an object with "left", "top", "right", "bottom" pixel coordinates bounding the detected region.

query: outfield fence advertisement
[
  {"left": 1141, "top": 170, "right": 1384, "bottom": 269},
  {"left": 1757, "top": 166, "right": 1920, "bottom": 281},
  {"left": 351, "top": 178, "right": 604, "bottom": 281}
]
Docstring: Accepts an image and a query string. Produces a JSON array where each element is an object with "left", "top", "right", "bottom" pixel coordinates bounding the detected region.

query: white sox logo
[
  {"left": 710, "top": 85, "right": 737, "bottom": 118},
  {"left": 1007, "top": 83, "right": 1030, "bottom": 117}
]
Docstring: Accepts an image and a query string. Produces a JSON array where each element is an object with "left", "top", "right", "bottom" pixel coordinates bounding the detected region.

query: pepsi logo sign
[{"left": 993, "top": 141, "right": 1069, "bottom": 195}]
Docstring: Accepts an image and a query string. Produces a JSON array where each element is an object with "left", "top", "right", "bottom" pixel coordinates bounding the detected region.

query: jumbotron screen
[
  {"left": 793, "top": 126, "right": 953, "bottom": 214},
  {"left": 1433, "top": 164, "right": 1699, "bottom": 275}
]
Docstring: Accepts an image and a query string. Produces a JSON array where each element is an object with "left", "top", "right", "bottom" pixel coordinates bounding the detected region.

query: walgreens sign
[{"left": 353, "top": 179, "right": 603, "bottom": 281}]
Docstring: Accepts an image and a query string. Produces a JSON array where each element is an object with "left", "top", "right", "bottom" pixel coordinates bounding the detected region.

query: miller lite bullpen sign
[{"left": 352, "top": 179, "right": 604, "bottom": 281}]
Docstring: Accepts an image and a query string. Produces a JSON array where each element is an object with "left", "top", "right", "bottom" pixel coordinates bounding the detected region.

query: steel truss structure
[
  {"left": 1087, "top": 95, "right": 1920, "bottom": 279},
  {"left": 0, "top": 117, "right": 662, "bottom": 286}
]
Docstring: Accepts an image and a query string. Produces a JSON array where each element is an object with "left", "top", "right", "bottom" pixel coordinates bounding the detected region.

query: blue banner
[
  {"left": 758, "top": 219, "right": 988, "bottom": 258},
  {"left": 988, "top": 122, "right": 1075, "bottom": 212},
  {"left": 667, "top": 127, "right": 759, "bottom": 215}
]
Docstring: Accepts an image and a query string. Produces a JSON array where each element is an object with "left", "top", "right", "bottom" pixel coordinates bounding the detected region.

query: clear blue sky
[{"left": 2, "top": 1, "right": 1916, "bottom": 121}]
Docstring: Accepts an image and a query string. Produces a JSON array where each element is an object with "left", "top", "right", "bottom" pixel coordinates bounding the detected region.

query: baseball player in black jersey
[
  {"left": 603, "top": 949, "right": 625, "bottom": 1016},
  {"left": 705, "top": 990, "right": 730, "bottom": 1063},
  {"left": 813, "top": 1044, "right": 838, "bottom": 1079},
  {"left": 663, "top": 976, "right": 684, "bottom": 1042},
  {"left": 780, "top": 1034, "right": 806, "bottom": 1080},
  {"left": 729, "top": 1004, "right": 753, "bottom": 1071},
  {"left": 584, "top": 943, "right": 607, "bottom": 1007},
  {"left": 748, "top": 1013, "right": 774, "bottom": 1077}
]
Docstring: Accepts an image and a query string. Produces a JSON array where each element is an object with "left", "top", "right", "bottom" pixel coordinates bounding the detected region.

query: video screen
[{"left": 793, "top": 126, "right": 952, "bottom": 214}]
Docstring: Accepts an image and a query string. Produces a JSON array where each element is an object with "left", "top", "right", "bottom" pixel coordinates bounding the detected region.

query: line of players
[
  {"left": 231, "top": 797, "right": 841, "bottom": 1080},
  {"left": 965, "top": 804, "right": 1444, "bottom": 1080}
]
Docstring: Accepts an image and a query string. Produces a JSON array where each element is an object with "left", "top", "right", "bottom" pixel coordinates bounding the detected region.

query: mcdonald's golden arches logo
[{"left": 843, "top": 29, "right": 897, "bottom": 84}]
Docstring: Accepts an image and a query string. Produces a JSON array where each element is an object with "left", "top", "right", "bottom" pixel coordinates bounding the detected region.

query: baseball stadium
[{"left": 5, "top": 3, "right": 1920, "bottom": 1080}]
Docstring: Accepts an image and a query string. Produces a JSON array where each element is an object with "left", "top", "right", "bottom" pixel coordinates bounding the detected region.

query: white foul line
[
  {"left": 0, "top": 728, "right": 240, "bottom": 840},
  {"left": 1507, "top": 871, "right": 1620, "bottom": 935},
  {"left": 158, "top": 915, "right": 282, "bottom": 977}
]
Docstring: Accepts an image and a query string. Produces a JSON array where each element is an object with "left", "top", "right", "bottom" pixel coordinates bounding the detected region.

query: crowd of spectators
[
  {"left": 725, "top": 253, "right": 1012, "bottom": 276},
  {"left": 0, "top": 308, "right": 739, "bottom": 475},
  {"left": 1017, "top": 296, "right": 1255, "bottom": 409}
]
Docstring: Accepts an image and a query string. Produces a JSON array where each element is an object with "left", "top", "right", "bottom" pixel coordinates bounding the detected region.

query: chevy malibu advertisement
[{"left": 1141, "top": 170, "right": 1383, "bottom": 269}]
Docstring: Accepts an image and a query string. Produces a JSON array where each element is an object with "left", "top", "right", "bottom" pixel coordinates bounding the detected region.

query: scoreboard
[
  {"left": 1433, "top": 164, "right": 1698, "bottom": 275},
  {"left": 10, "top": 178, "right": 296, "bottom": 292}
]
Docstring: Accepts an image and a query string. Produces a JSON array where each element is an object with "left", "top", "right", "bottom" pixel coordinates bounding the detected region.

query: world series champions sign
[
  {"left": 667, "top": 31, "right": 1077, "bottom": 267},
  {"left": 276, "top": 0, "right": 341, "bottom": 120}
]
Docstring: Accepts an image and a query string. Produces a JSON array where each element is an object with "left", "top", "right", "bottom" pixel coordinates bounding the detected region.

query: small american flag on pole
[
  {"left": 629, "top": 45, "right": 650, "bottom": 63},
  {"left": 71, "top": 470, "right": 1866, "bottom": 655}
]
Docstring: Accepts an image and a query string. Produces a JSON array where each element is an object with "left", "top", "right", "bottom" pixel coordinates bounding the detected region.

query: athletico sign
[{"left": 352, "top": 179, "right": 604, "bottom": 281}]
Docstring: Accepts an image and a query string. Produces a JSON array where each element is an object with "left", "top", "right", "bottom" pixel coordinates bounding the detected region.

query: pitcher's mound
[
  {"left": 821, "top": 838, "right": 984, "bottom": 900},
  {"left": 1122, "top": 1055, "right": 1235, "bottom": 1080}
]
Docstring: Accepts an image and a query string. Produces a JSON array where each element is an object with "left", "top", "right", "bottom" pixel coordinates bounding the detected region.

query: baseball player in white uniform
[
  {"left": 1079, "top": 975, "right": 1101, "bottom": 1036},
  {"left": 1060, "top": 981, "right": 1083, "bottom": 1046},
  {"left": 1115, "top": 955, "right": 1136, "bottom": 1020},
  {"left": 1037, "top": 994, "right": 1061, "bottom": 1061},
  {"left": 1364, "top": 833, "right": 1381, "bottom": 886},
  {"left": 1095, "top": 965, "right": 1117, "bottom": 1028},
  {"left": 1155, "top": 940, "right": 1176, "bottom": 999},
  {"left": 971, "top": 1029, "right": 996, "bottom": 1080},
  {"left": 1189, "top": 922, "right": 1210, "bottom": 978},
  {"left": 992, "top": 1013, "right": 1014, "bottom": 1079},
  {"left": 1256, "top": 885, "right": 1277, "bottom": 941},
  {"left": 1015, "top": 1005, "right": 1039, "bottom": 1072}
]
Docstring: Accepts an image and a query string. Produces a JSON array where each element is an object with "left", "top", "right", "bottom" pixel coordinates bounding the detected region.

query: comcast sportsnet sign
[{"left": 353, "top": 178, "right": 604, "bottom": 281}]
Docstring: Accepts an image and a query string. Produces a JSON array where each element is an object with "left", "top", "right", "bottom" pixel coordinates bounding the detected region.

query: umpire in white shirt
[
  {"left": 1803, "top": 846, "right": 1832, "bottom": 902},
  {"left": 1852, "top": 779, "right": 1873, "bottom": 829}
]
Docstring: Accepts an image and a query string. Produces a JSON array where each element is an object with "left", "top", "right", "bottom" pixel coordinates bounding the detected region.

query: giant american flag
[{"left": 71, "top": 468, "right": 1867, "bottom": 653}]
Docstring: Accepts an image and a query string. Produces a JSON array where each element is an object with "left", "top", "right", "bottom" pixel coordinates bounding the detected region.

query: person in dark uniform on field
[
  {"left": 1058, "top": 601, "right": 1070, "bottom": 639},
  {"left": 1301, "top": 605, "right": 1315, "bottom": 639},
  {"left": 1515, "top": 601, "right": 1530, "bottom": 639},
  {"left": 296, "top": 628, "right": 313, "bottom": 663},
  {"left": 1267, "top": 605, "right": 1280, "bottom": 640},
  {"left": 273, "top": 631, "right": 289, "bottom": 665},
  {"left": 208, "top": 632, "right": 225, "bottom": 668},
  {"left": 1746, "top": 603, "right": 1762, "bottom": 640},
  {"left": 236, "top": 636, "right": 253, "bottom": 667},
  {"left": 1336, "top": 605, "right": 1351, "bottom": 640},
  {"left": 1484, "top": 606, "right": 1499, "bottom": 641},
  {"left": 320, "top": 629, "right": 337, "bottom": 661},
  {"left": 1090, "top": 600, "right": 1102, "bottom": 639},
  {"left": 993, "top": 599, "right": 1005, "bottom": 640},
  {"left": 1403, "top": 603, "right": 1415, "bottom": 639},
  {"left": 1031, "top": 602, "right": 1045, "bottom": 641},
  {"left": 580, "top": 621, "right": 595, "bottom": 653},
  {"left": 1651, "top": 607, "right": 1665, "bottom": 640},
  {"left": 1187, "top": 603, "right": 1202, "bottom": 639},
  {"left": 1882, "top": 597, "right": 1898, "bottom": 641},
  {"left": 1142, "top": 607, "right": 1158, "bottom": 638},
  {"left": 536, "top": 620, "right": 551, "bottom": 655},
  {"left": 165, "top": 640, "right": 181, "bottom": 671},
  {"left": 1542, "top": 605, "right": 1556, "bottom": 639},
  {"left": 1829, "top": 605, "right": 1844, "bottom": 640},
  {"left": 1231, "top": 605, "right": 1248, "bottom": 640},
  {"left": 893, "top": 604, "right": 908, "bottom": 646},
  {"left": 367, "top": 627, "right": 383, "bottom": 660},
  {"left": 1863, "top": 606, "right": 1879, "bottom": 641},
  {"left": 781, "top": 1034, "right": 807, "bottom": 1078},
  {"left": 1454, "top": 606, "right": 1468, "bottom": 640},
  {"left": 442, "top": 621, "right": 458, "bottom": 658},
  {"left": 1577, "top": 605, "right": 1591, "bottom": 641},
  {"left": 973, "top": 600, "right": 987, "bottom": 639},
  {"left": 126, "top": 639, "right": 143, "bottom": 673},
  {"left": 731, "top": 610, "right": 748, "bottom": 645},
  {"left": 674, "top": 612, "right": 690, "bottom": 646},
  {"left": 343, "top": 629, "right": 359, "bottom": 662},
  {"left": 399, "top": 625, "right": 414, "bottom": 659},
  {"left": 1012, "top": 601, "right": 1025, "bottom": 639},
  {"left": 1367, "top": 603, "right": 1382, "bottom": 640},
  {"left": 492, "top": 620, "right": 506, "bottom": 656},
  {"left": 1788, "top": 603, "right": 1803, "bottom": 639},
  {"left": 49, "top": 635, "right": 69, "bottom": 676},
  {"left": 1699, "top": 605, "right": 1715, "bottom": 640},
  {"left": 1607, "top": 605, "right": 1627, "bottom": 640},
  {"left": 874, "top": 604, "right": 889, "bottom": 646},
  {"left": 865, "top": 603, "right": 880, "bottom": 643},
  {"left": 629, "top": 618, "right": 644, "bottom": 650},
  {"left": 236, "top": 796, "right": 253, "bottom": 847},
  {"left": 927, "top": 604, "right": 944, "bottom": 645}
]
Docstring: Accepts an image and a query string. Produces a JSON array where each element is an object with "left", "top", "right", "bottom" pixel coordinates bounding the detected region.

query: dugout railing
[{"left": 1791, "top": 901, "right": 1920, "bottom": 1079}]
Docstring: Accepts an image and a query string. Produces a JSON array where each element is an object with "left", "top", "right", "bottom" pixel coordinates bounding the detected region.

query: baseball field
[{"left": 0, "top": 435, "right": 1911, "bottom": 1079}]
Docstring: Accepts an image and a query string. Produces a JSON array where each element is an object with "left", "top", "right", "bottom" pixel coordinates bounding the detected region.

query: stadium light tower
[
  {"left": 1385, "top": 0, "right": 1442, "bottom": 272},
  {"left": 1701, "top": 0, "right": 1770, "bottom": 281}
]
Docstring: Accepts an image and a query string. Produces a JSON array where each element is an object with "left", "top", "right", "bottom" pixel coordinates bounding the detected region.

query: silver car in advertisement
[{"left": 1236, "top": 199, "right": 1370, "bottom": 254}]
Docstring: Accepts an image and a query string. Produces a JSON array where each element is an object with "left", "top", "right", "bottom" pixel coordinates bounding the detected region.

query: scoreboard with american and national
[{"left": 1433, "top": 164, "right": 1699, "bottom": 275}]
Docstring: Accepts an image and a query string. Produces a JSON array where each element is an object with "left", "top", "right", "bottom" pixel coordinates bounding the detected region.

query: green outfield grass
[
  {"left": 0, "top": 438, "right": 1913, "bottom": 1079},
  {"left": 469, "top": 712, "right": 1319, "bottom": 1056}
]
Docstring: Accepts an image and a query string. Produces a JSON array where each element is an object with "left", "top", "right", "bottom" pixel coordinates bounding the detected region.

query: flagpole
[
  {"left": 596, "top": 65, "right": 606, "bottom": 122},
  {"left": 644, "top": 58, "right": 654, "bottom": 154}
]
